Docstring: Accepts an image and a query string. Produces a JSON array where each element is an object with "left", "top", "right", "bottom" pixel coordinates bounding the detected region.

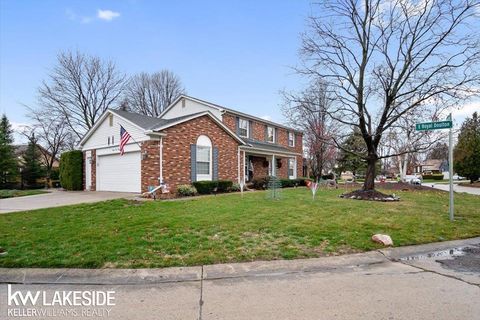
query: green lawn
[
  {"left": 0, "top": 189, "right": 48, "bottom": 199},
  {"left": 0, "top": 188, "right": 479, "bottom": 268}
]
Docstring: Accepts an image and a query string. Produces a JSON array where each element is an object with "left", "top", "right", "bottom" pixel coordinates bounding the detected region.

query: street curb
[
  {"left": 379, "top": 237, "right": 480, "bottom": 260},
  {"left": 0, "top": 237, "right": 479, "bottom": 285}
]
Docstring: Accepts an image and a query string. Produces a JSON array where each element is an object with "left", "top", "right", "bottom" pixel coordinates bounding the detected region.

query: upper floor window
[
  {"left": 238, "top": 118, "right": 249, "bottom": 138},
  {"left": 267, "top": 126, "right": 275, "bottom": 143},
  {"left": 109, "top": 114, "right": 114, "bottom": 127},
  {"left": 288, "top": 132, "right": 295, "bottom": 147}
]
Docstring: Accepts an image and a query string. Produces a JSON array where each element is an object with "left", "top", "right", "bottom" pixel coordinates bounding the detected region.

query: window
[
  {"left": 288, "top": 132, "right": 295, "bottom": 147},
  {"left": 111, "top": 135, "right": 115, "bottom": 145},
  {"left": 267, "top": 126, "right": 275, "bottom": 143},
  {"left": 109, "top": 114, "right": 113, "bottom": 127},
  {"left": 239, "top": 119, "right": 249, "bottom": 138},
  {"left": 196, "top": 135, "right": 212, "bottom": 181},
  {"left": 288, "top": 158, "right": 296, "bottom": 179},
  {"left": 107, "top": 137, "right": 110, "bottom": 145}
]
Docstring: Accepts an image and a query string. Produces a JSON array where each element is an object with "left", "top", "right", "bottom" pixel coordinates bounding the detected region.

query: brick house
[{"left": 79, "top": 95, "right": 303, "bottom": 193}]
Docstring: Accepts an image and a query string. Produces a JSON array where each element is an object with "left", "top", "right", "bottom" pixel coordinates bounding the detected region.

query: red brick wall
[
  {"left": 83, "top": 150, "right": 96, "bottom": 191},
  {"left": 222, "top": 112, "right": 303, "bottom": 154},
  {"left": 160, "top": 115, "right": 240, "bottom": 193},
  {"left": 141, "top": 140, "right": 160, "bottom": 192},
  {"left": 250, "top": 156, "right": 269, "bottom": 178},
  {"left": 223, "top": 113, "right": 236, "bottom": 133}
]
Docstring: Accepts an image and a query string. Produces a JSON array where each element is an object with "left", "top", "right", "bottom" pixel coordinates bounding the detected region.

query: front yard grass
[
  {"left": 0, "top": 189, "right": 48, "bottom": 199},
  {"left": 0, "top": 188, "right": 479, "bottom": 268}
]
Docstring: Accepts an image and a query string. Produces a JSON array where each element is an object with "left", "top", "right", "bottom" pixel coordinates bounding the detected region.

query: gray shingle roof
[
  {"left": 111, "top": 109, "right": 204, "bottom": 130},
  {"left": 243, "top": 139, "right": 299, "bottom": 154}
]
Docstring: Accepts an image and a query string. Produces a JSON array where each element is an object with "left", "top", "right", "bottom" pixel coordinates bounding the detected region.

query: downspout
[
  {"left": 159, "top": 136, "right": 163, "bottom": 184},
  {"left": 237, "top": 146, "right": 241, "bottom": 184}
]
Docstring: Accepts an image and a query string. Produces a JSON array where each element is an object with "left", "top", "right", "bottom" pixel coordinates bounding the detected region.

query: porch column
[{"left": 272, "top": 154, "right": 276, "bottom": 177}]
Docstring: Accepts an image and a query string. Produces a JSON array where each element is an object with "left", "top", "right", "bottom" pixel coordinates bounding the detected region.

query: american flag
[{"left": 119, "top": 125, "right": 131, "bottom": 155}]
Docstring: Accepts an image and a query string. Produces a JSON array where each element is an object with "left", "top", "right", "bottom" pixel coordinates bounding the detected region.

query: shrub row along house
[{"left": 79, "top": 95, "right": 303, "bottom": 193}]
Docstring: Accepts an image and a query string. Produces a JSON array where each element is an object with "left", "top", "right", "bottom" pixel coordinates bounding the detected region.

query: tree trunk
[{"left": 363, "top": 156, "right": 377, "bottom": 191}]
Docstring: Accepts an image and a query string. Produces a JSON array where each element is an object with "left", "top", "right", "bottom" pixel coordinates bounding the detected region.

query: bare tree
[
  {"left": 381, "top": 108, "right": 444, "bottom": 180},
  {"left": 38, "top": 51, "right": 126, "bottom": 140},
  {"left": 282, "top": 80, "right": 338, "bottom": 179},
  {"left": 299, "top": 0, "right": 480, "bottom": 194},
  {"left": 124, "top": 70, "right": 185, "bottom": 117},
  {"left": 24, "top": 108, "right": 74, "bottom": 186}
]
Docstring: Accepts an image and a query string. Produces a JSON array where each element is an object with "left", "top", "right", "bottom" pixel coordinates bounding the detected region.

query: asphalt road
[{"left": 1, "top": 238, "right": 479, "bottom": 320}]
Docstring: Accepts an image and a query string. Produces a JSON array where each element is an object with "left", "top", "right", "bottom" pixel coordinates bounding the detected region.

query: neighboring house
[
  {"left": 14, "top": 144, "right": 60, "bottom": 168},
  {"left": 414, "top": 159, "right": 449, "bottom": 175},
  {"left": 79, "top": 95, "right": 303, "bottom": 193}
]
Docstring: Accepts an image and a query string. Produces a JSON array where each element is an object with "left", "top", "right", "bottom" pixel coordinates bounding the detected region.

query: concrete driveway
[
  {"left": 1, "top": 238, "right": 479, "bottom": 320},
  {"left": 430, "top": 183, "right": 480, "bottom": 195},
  {"left": 0, "top": 189, "right": 136, "bottom": 214}
]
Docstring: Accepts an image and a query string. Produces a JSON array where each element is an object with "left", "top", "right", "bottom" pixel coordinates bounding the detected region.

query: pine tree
[
  {"left": 454, "top": 112, "right": 480, "bottom": 183},
  {"left": 0, "top": 114, "right": 18, "bottom": 188},
  {"left": 22, "top": 133, "right": 45, "bottom": 187},
  {"left": 337, "top": 128, "right": 368, "bottom": 177}
]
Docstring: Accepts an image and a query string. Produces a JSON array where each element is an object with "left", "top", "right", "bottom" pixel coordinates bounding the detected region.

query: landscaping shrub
[
  {"left": 193, "top": 180, "right": 233, "bottom": 194},
  {"left": 422, "top": 174, "right": 444, "bottom": 180},
  {"left": 230, "top": 183, "right": 241, "bottom": 192},
  {"left": 217, "top": 180, "right": 233, "bottom": 192},
  {"left": 251, "top": 177, "right": 309, "bottom": 190},
  {"left": 59, "top": 150, "right": 83, "bottom": 190},
  {"left": 251, "top": 177, "right": 269, "bottom": 190},
  {"left": 177, "top": 184, "right": 197, "bottom": 196}
]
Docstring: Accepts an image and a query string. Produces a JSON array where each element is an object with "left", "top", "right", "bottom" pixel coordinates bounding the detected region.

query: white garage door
[{"left": 96, "top": 151, "right": 141, "bottom": 193}]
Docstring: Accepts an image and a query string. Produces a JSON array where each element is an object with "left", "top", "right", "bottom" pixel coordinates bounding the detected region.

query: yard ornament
[{"left": 307, "top": 180, "right": 320, "bottom": 200}]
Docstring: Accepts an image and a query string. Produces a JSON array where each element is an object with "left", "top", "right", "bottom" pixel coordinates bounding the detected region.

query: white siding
[
  {"left": 82, "top": 112, "right": 150, "bottom": 151},
  {"left": 162, "top": 98, "right": 222, "bottom": 120}
]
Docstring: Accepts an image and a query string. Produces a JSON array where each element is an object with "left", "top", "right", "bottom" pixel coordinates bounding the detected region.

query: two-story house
[{"left": 79, "top": 95, "right": 303, "bottom": 193}]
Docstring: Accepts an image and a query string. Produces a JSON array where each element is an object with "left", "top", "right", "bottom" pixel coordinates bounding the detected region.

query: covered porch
[{"left": 240, "top": 140, "right": 301, "bottom": 183}]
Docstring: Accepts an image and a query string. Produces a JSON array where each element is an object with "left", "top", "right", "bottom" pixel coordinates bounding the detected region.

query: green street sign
[{"left": 415, "top": 120, "right": 452, "bottom": 131}]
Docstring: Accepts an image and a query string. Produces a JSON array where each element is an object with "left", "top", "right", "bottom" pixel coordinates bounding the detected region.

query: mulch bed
[{"left": 340, "top": 182, "right": 439, "bottom": 201}]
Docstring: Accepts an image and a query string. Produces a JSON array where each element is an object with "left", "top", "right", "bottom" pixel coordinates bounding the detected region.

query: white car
[{"left": 404, "top": 175, "right": 422, "bottom": 185}]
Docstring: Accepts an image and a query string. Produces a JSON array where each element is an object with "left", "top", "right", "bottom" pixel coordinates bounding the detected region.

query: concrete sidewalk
[
  {"left": 0, "top": 189, "right": 136, "bottom": 214},
  {"left": 1, "top": 238, "right": 479, "bottom": 319}
]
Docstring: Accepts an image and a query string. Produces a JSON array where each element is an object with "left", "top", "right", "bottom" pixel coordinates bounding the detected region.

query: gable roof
[
  {"left": 79, "top": 108, "right": 247, "bottom": 147},
  {"left": 161, "top": 95, "right": 303, "bottom": 133},
  {"left": 150, "top": 110, "right": 247, "bottom": 144},
  {"left": 111, "top": 109, "right": 197, "bottom": 130}
]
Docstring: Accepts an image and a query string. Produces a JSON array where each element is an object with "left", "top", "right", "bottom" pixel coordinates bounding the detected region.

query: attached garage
[{"left": 96, "top": 151, "right": 141, "bottom": 193}]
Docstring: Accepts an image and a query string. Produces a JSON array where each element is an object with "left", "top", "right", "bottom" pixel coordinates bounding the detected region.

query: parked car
[
  {"left": 404, "top": 175, "right": 422, "bottom": 185},
  {"left": 452, "top": 174, "right": 465, "bottom": 180}
]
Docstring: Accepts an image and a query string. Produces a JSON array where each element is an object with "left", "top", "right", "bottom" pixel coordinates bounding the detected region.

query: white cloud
[
  {"left": 65, "top": 8, "right": 93, "bottom": 24},
  {"left": 260, "top": 115, "right": 272, "bottom": 121},
  {"left": 455, "top": 101, "right": 480, "bottom": 118},
  {"left": 97, "top": 9, "right": 120, "bottom": 21}
]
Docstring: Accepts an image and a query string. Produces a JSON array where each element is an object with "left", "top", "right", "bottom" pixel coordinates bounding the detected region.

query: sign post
[
  {"left": 448, "top": 114, "right": 454, "bottom": 221},
  {"left": 415, "top": 117, "right": 454, "bottom": 221}
]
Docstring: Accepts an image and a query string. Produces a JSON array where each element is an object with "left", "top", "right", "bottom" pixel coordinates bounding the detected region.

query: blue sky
[
  {"left": 1, "top": 0, "right": 478, "bottom": 143},
  {"left": 0, "top": 0, "right": 313, "bottom": 136}
]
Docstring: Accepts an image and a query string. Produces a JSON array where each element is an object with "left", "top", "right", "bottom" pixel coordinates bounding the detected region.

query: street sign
[
  {"left": 415, "top": 120, "right": 452, "bottom": 131},
  {"left": 415, "top": 116, "right": 455, "bottom": 221}
]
